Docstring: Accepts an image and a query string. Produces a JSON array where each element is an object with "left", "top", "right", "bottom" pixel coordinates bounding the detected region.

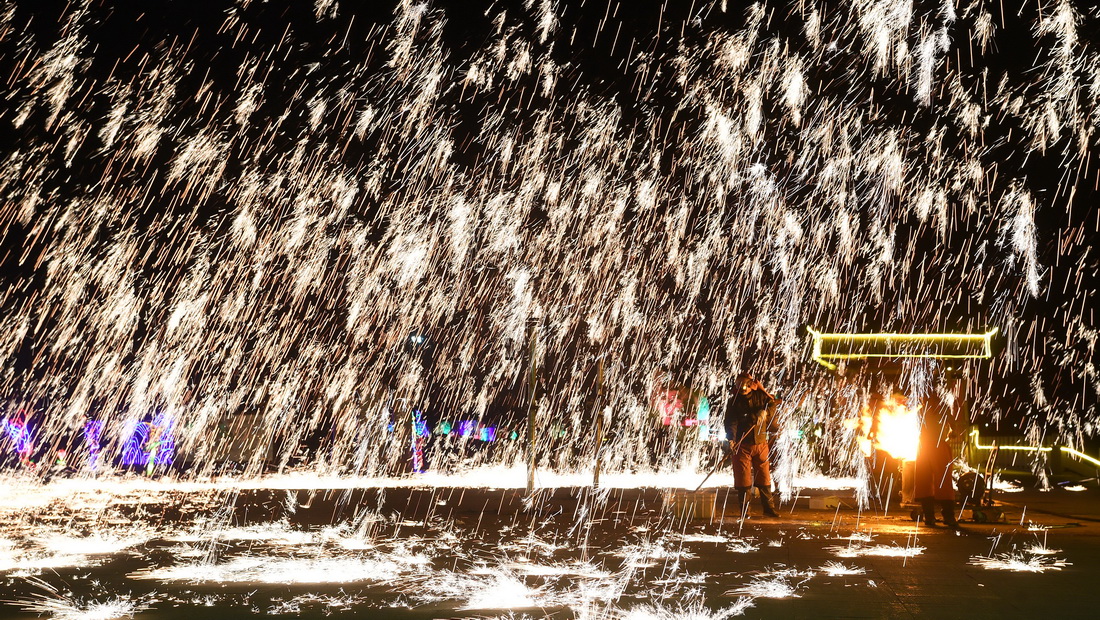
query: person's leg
[
  {"left": 917, "top": 496, "right": 938, "bottom": 526},
  {"left": 939, "top": 499, "right": 960, "bottom": 528},
  {"left": 934, "top": 445, "right": 959, "bottom": 528},
  {"left": 734, "top": 445, "right": 752, "bottom": 515},
  {"left": 752, "top": 444, "right": 779, "bottom": 517}
]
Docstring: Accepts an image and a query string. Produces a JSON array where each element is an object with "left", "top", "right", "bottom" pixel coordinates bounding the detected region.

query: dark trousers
[{"left": 914, "top": 440, "right": 954, "bottom": 501}]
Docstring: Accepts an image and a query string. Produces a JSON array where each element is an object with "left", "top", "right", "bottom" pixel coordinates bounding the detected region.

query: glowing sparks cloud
[
  {"left": 0, "top": 4, "right": 1095, "bottom": 618},
  {"left": 0, "top": 0, "right": 1095, "bottom": 488}
]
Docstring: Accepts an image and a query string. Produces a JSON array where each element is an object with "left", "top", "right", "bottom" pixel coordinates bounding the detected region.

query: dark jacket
[{"left": 726, "top": 389, "right": 773, "bottom": 445}]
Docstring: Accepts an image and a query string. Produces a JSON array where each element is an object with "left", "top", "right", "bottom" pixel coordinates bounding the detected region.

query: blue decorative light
[
  {"left": 2, "top": 420, "right": 29, "bottom": 452},
  {"left": 411, "top": 410, "right": 429, "bottom": 473},
  {"left": 2, "top": 415, "right": 33, "bottom": 458},
  {"left": 119, "top": 414, "right": 175, "bottom": 469},
  {"left": 83, "top": 420, "right": 104, "bottom": 470}
]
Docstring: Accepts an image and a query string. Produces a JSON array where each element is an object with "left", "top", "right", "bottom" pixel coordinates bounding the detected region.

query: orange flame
[{"left": 848, "top": 394, "right": 920, "bottom": 461}]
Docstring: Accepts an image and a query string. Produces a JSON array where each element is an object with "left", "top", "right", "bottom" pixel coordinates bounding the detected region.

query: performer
[
  {"left": 914, "top": 386, "right": 960, "bottom": 528},
  {"left": 725, "top": 373, "right": 781, "bottom": 518}
]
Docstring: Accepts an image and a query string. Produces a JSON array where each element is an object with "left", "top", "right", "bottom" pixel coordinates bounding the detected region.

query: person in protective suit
[
  {"left": 726, "top": 373, "right": 782, "bottom": 518},
  {"left": 914, "top": 387, "right": 961, "bottom": 528}
]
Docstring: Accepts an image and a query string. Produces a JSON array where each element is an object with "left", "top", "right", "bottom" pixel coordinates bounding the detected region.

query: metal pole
[
  {"left": 593, "top": 356, "right": 605, "bottom": 488},
  {"left": 526, "top": 319, "right": 539, "bottom": 494}
]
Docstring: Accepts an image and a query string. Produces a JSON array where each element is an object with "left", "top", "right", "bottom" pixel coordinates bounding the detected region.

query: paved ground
[{"left": 1, "top": 475, "right": 1098, "bottom": 619}]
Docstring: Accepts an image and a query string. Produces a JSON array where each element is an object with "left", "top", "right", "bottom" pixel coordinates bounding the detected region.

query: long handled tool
[{"left": 695, "top": 441, "right": 730, "bottom": 491}]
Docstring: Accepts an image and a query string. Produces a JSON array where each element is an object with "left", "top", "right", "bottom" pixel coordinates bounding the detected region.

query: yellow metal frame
[
  {"left": 807, "top": 327, "right": 999, "bottom": 370},
  {"left": 970, "top": 429, "right": 1100, "bottom": 468}
]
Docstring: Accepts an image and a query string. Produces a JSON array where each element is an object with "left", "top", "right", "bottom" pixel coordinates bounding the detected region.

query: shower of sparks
[
  {"left": 827, "top": 543, "right": 925, "bottom": 558},
  {"left": 675, "top": 533, "right": 729, "bottom": 544},
  {"left": 2, "top": 474, "right": 833, "bottom": 617},
  {"left": 726, "top": 538, "right": 760, "bottom": 554},
  {"left": 615, "top": 596, "right": 755, "bottom": 619},
  {"left": 0, "top": 0, "right": 1092, "bottom": 497},
  {"left": 12, "top": 578, "right": 152, "bottom": 620},
  {"left": 971, "top": 534, "right": 1069, "bottom": 573},
  {"left": 15, "top": 597, "right": 149, "bottom": 620},
  {"left": 35, "top": 534, "right": 149, "bottom": 556},
  {"left": 263, "top": 593, "right": 368, "bottom": 616},
  {"left": 1025, "top": 543, "right": 1062, "bottom": 555},
  {"left": 991, "top": 477, "right": 1026, "bottom": 493},
  {"left": 0, "top": 0, "right": 1098, "bottom": 616},
  {"left": 0, "top": 471, "right": 1076, "bottom": 617},
  {"left": 818, "top": 561, "right": 866, "bottom": 576},
  {"left": 610, "top": 539, "right": 697, "bottom": 566},
  {"left": 422, "top": 569, "right": 543, "bottom": 609},
  {"left": 502, "top": 560, "right": 609, "bottom": 578},
  {"left": 725, "top": 567, "right": 814, "bottom": 599},
  {"left": 132, "top": 554, "right": 425, "bottom": 584},
  {"left": 835, "top": 532, "right": 874, "bottom": 543},
  {"left": 968, "top": 551, "right": 1071, "bottom": 572}
]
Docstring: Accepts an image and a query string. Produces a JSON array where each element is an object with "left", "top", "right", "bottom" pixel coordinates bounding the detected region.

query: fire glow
[{"left": 849, "top": 395, "right": 921, "bottom": 461}]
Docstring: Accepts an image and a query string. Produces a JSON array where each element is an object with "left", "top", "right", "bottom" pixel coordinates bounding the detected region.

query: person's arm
[
  {"left": 723, "top": 395, "right": 737, "bottom": 440},
  {"left": 750, "top": 379, "right": 781, "bottom": 404}
]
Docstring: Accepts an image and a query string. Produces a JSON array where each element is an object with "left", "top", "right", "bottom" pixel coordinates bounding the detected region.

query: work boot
[
  {"left": 940, "top": 500, "right": 960, "bottom": 529},
  {"left": 919, "top": 497, "right": 938, "bottom": 527},
  {"left": 757, "top": 486, "right": 780, "bottom": 518}
]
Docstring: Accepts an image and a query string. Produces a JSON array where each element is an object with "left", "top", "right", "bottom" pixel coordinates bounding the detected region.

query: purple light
[
  {"left": 119, "top": 414, "right": 175, "bottom": 468},
  {"left": 83, "top": 420, "right": 103, "bottom": 470},
  {"left": 411, "top": 410, "right": 428, "bottom": 473},
  {"left": 457, "top": 420, "right": 476, "bottom": 438},
  {"left": 413, "top": 411, "right": 430, "bottom": 437},
  {"left": 2, "top": 416, "right": 33, "bottom": 456}
]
